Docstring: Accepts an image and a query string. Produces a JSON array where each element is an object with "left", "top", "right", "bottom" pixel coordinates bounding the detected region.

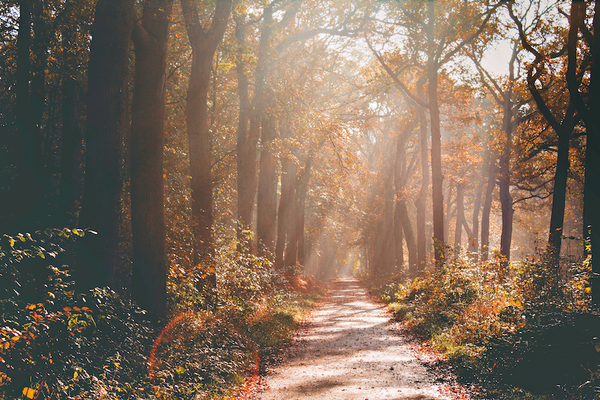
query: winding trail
[{"left": 254, "top": 278, "right": 465, "bottom": 400}]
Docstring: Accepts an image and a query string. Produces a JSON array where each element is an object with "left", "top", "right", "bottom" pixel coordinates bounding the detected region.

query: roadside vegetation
[
  {"left": 373, "top": 249, "right": 598, "bottom": 399},
  {"left": 0, "top": 230, "right": 322, "bottom": 400}
]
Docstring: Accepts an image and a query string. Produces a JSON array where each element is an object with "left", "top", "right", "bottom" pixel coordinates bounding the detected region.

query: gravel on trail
[{"left": 254, "top": 277, "right": 469, "bottom": 400}]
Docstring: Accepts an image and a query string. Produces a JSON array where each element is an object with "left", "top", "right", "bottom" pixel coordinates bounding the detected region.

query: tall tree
[
  {"left": 275, "top": 120, "right": 296, "bottom": 270},
  {"left": 480, "top": 150, "right": 497, "bottom": 261},
  {"left": 59, "top": 0, "right": 83, "bottom": 227},
  {"left": 470, "top": 42, "right": 520, "bottom": 263},
  {"left": 295, "top": 155, "right": 313, "bottom": 266},
  {"left": 416, "top": 81, "right": 429, "bottom": 271},
  {"left": 180, "top": 0, "right": 232, "bottom": 286},
  {"left": 394, "top": 125, "right": 418, "bottom": 274},
  {"left": 565, "top": 0, "right": 600, "bottom": 304},
  {"left": 237, "top": 4, "right": 273, "bottom": 245},
  {"left": 130, "top": 0, "right": 175, "bottom": 318},
  {"left": 257, "top": 112, "right": 279, "bottom": 254},
  {"left": 510, "top": 2, "right": 579, "bottom": 264},
  {"left": 77, "top": 0, "right": 135, "bottom": 289}
]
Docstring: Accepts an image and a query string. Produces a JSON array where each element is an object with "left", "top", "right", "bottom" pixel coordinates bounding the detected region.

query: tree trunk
[
  {"left": 394, "top": 200, "right": 405, "bottom": 270},
  {"left": 30, "top": 0, "right": 49, "bottom": 176},
  {"left": 468, "top": 163, "right": 485, "bottom": 255},
  {"left": 499, "top": 92, "right": 514, "bottom": 264},
  {"left": 5, "top": 0, "right": 47, "bottom": 232},
  {"left": 295, "top": 156, "right": 312, "bottom": 266},
  {"left": 15, "top": 0, "right": 32, "bottom": 140},
  {"left": 234, "top": 14, "right": 251, "bottom": 249},
  {"left": 276, "top": 122, "right": 296, "bottom": 269},
  {"left": 77, "top": 0, "right": 134, "bottom": 290},
  {"left": 257, "top": 114, "right": 279, "bottom": 254},
  {"left": 415, "top": 81, "right": 429, "bottom": 272},
  {"left": 381, "top": 165, "right": 396, "bottom": 276},
  {"left": 454, "top": 183, "right": 464, "bottom": 250},
  {"left": 481, "top": 154, "right": 497, "bottom": 261},
  {"left": 237, "top": 5, "right": 273, "bottom": 243},
  {"left": 398, "top": 200, "right": 417, "bottom": 276},
  {"left": 427, "top": 0, "right": 445, "bottom": 266},
  {"left": 60, "top": 1, "right": 82, "bottom": 227},
  {"left": 278, "top": 157, "right": 297, "bottom": 269},
  {"left": 394, "top": 133, "right": 405, "bottom": 271},
  {"left": 444, "top": 183, "right": 454, "bottom": 242},
  {"left": 573, "top": 1, "right": 600, "bottom": 305},
  {"left": 548, "top": 127, "right": 572, "bottom": 261},
  {"left": 181, "top": 0, "right": 231, "bottom": 286},
  {"left": 129, "top": 0, "right": 174, "bottom": 318}
]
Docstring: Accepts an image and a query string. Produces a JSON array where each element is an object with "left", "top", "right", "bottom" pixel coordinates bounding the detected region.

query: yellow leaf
[{"left": 22, "top": 387, "right": 36, "bottom": 399}]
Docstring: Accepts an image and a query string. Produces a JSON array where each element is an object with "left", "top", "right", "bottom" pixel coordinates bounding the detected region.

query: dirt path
[{"left": 254, "top": 278, "right": 467, "bottom": 400}]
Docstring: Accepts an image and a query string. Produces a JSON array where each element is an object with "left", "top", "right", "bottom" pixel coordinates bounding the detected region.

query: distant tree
[
  {"left": 395, "top": 127, "right": 418, "bottom": 275},
  {"left": 236, "top": 2, "right": 273, "bottom": 249},
  {"left": 470, "top": 41, "right": 522, "bottom": 264},
  {"left": 367, "top": 0, "right": 500, "bottom": 266},
  {"left": 257, "top": 113, "right": 278, "bottom": 254}
]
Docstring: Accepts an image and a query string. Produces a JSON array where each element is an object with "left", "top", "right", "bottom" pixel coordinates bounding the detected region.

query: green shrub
[{"left": 0, "top": 230, "right": 321, "bottom": 399}]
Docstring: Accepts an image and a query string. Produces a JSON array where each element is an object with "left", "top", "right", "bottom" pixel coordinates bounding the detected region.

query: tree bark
[
  {"left": 295, "top": 156, "right": 312, "bottom": 266},
  {"left": 278, "top": 161, "right": 297, "bottom": 268},
  {"left": 381, "top": 164, "right": 396, "bottom": 276},
  {"left": 394, "top": 200, "right": 405, "bottom": 270},
  {"left": 77, "top": 0, "right": 134, "bottom": 290},
  {"left": 548, "top": 125, "right": 573, "bottom": 260},
  {"left": 257, "top": 113, "right": 279, "bottom": 254},
  {"left": 481, "top": 154, "right": 497, "bottom": 261},
  {"left": 394, "top": 132, "right": 418, "bottom": 274},
  {"left": 454, "top": 183, "right": 466, "bottom": 250},
  {"left": 498, "top": 88, "right": 514, "bottom": 264},
  {"left": 444, "top": 183, "right": 454, "bottom": 242},
  {"left": 237, "top": 5, "right": 273, "bottom": 244},
  {"left": 59, "top": 1, "right": 82, "bottom": 227},
  {"left": 398, "top": 200, "right": 417, "bottom": 276},
  {"left": 234, "top": 13, "right": 251, "bottom": 249},
  {"left": 415, "top": 81, "right": 429, "bottom": 272},
  {"left": 129, "top": 0, "right": 174, "bottom": 318},
  {"left": 30, "top": 0, "right": 49, "bottom": 177},
  {"left": 585, "top": 1, "right": 600, "bottom": 306},
  {"left": 181, "top": 0, "right": 232, "bottom": 284},
  {"left": 567, "top": 0, "right": 600, "bottom": 305},
  {"left": 584, "top": 2, "right": 600, "bottom": 306},
  {"left": 276, "top": 122, "right": 295, "bottom": 270},
  {"left": 427, "top": 0, "right": 445, "bottom": 266},
  {"left": 468, "top": 164, "right": 485, "bottom": 255}
]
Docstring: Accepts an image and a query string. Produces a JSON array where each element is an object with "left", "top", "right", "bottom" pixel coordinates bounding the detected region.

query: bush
[
  {"left": 374, "top": 249, "right": 599, "bottom": 398},
  {"left": 0, "top": 230, "right": 321, "bottom": 399}
]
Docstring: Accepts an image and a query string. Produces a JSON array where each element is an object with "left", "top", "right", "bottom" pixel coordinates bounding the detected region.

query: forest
[{"left": 1, "top": 0, "right": 600, "bottom": 398}]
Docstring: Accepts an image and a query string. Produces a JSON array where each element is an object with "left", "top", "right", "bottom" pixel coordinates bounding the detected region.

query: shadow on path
[{"left": 254, "top": 277, "right": 461, "bottom": 400}]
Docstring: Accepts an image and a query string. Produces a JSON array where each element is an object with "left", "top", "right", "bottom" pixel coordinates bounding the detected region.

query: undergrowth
[
  {"left": 0, "top": 229, "right": 322, "bottom": 399},
  {"left": 373, "top": 250, "right": 600, "bottom": 399}
]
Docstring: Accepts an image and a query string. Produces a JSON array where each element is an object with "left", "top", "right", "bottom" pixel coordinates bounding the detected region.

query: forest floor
[{"left": 251, "top": 277, "right": 477, "bottom": 400}]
